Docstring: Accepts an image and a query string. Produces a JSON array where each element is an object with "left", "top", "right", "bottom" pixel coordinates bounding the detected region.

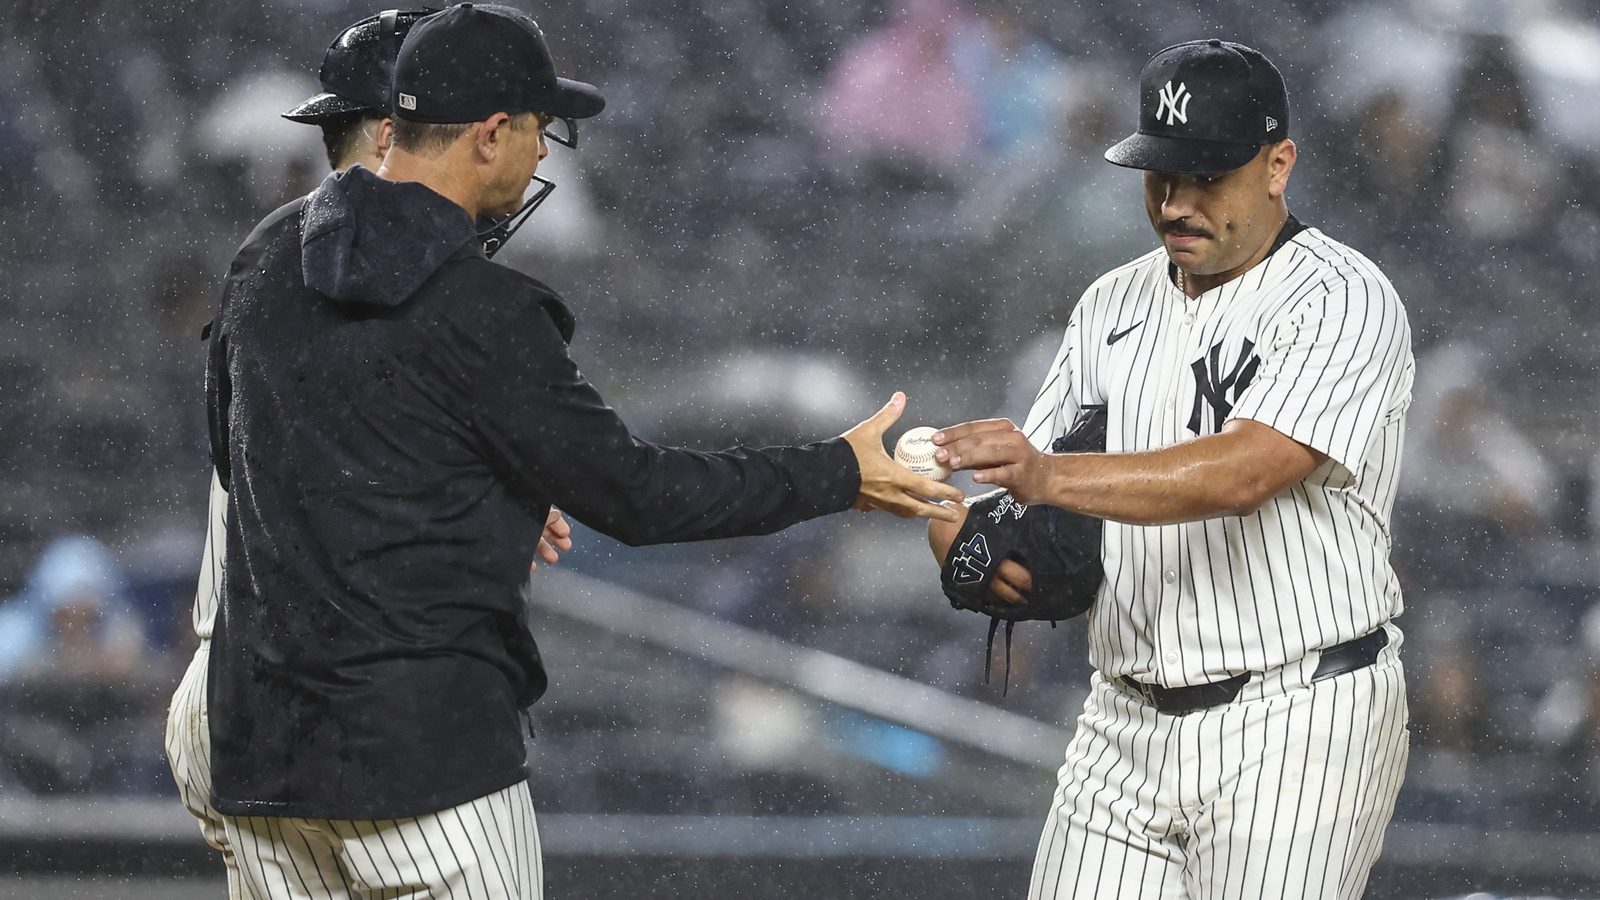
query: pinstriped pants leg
[
  {"left": 1029, "top": 655, "right": 1408, "bottom": 900},
  {"left": 166, "top": 640, "right": 245, "bottom": 899},
  {"left": 222, "top": 781, "right": 543, "bottom": 900}
]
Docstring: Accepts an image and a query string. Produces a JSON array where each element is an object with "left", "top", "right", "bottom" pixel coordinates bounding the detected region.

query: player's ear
[
  {"left": 1266, "top": 139, "right": 1296, "bottom": 198},
  {"left": 474, "top": 113, "right": 511, "bottom": 163},
  {"left": 374, "top": 118, "right": 395, "bottom": 160}
]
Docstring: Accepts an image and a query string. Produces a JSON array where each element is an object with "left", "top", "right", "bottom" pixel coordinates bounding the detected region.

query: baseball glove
[{"left": 939, "top": 404, "right": 1107, "bottom": 690}]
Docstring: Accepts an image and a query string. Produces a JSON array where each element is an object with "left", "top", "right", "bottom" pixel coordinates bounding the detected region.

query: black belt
[
  {"left": 1117, "top": 628, "right": 1390, "bottom": 716},
  {"left": 1117, "top": 671, "right": 1250, "bottom": 715},
  {"left": 1311, "top": 627, "right": 1389, "bottom": 682}
]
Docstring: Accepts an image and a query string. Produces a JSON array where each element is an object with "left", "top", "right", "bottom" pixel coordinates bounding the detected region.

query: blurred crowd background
[{"left": 4, "top": 0, "right": 1600, "bottom": 846}]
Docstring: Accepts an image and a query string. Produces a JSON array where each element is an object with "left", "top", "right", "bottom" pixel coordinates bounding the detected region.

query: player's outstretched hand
[
  {"left": 843, "top": 393, "right": 964, "bottom": 521},
  {"left": 927, "top": 502, "right": 1033, "bottom": 605},
  {"left": 933, "top": 419, "right": 1055, "bottom": 506},
  {"left": 531, "top": 507, "right": 573, "bottom": 571}
]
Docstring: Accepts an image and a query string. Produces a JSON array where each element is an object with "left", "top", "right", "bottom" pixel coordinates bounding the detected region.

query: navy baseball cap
[
  {"left": 1105, "top": 40, "right": 1289, "bottom": 175},
  {"left": 393, "top": 3, "right": 606, "bottom": 124},
  {"left": 284, "top": 9, "right": 438, "bottom": 123}
]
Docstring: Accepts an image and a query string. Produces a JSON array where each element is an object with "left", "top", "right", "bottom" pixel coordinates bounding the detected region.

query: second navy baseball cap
[
  {"left": 284, "top": 9, "right": 438, "bottom": 123},
  {"left": 393, "top": 3, "right": 606, "bottom": 124},
  {"left": 1105, "top": 39, "right": 1289, "bottom": 175}
]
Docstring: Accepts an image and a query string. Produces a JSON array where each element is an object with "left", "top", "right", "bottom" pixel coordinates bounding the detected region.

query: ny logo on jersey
[
  {"left": 949, "top": 532, "right": 993, "bottom": 585},
  {"left": 1188, "top": 338, "right": 1260, "bottom": 434},
  {"left": 1157, "top": 81, "right": 1192, "bottom": 126}
]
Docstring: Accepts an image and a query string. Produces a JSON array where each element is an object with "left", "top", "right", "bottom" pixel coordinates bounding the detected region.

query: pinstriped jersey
[
  {"left": 1022, "top": 223, "right": 1414, "bottom": 687},
  {"left": 191, "top": 471, "right": 227, "bottom": 641}
]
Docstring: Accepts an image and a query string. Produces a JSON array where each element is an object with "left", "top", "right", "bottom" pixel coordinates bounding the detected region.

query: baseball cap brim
[
  {"left": 283, "top": 92, "right": 378, "bottom": 124},
  {"left": 544, "top": 77, "right": 606, "bottom": 120},
  {"left": 1104, "top": 132, "right": 1263, "bottom": 175}
]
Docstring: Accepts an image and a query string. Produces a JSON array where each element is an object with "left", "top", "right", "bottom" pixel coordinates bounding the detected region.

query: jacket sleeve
[{"left": 467, "top": 290, "right": 862, "bottom": 547}]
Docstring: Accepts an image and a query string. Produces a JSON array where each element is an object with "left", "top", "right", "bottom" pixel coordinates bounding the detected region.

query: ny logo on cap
[
  {"left": 1157, "top": 81, "right": 1192, "bottom": 126},
  {"left": 398, "top": 93, "right": 417, "bottom": 110}
]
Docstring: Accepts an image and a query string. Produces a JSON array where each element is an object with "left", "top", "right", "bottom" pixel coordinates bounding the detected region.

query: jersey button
[
  {"left": 1163, "top": 570, "right": 1177, "bottom": 584},
  {"left": 1165, "top": 651, "right": 1178, "bottom": 663},
  {"left": 1182, "top": 314, "right": 1195, "bottom": 326},
  {"left": 1166, "top": 397, "right": 1176, "bottom": 409}
]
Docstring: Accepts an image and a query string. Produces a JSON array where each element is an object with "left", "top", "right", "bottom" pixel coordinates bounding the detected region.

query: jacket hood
[{"left": 301, "top": 166, "right": 481, "bottom": 307}]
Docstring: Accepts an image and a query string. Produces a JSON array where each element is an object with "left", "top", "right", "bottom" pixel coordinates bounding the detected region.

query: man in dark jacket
[
  {"left": 168, "top": 17, "right": 458, "bottom": 896},
  {"left": 203, "top": 6, "right": 961, "bottom": 897}
]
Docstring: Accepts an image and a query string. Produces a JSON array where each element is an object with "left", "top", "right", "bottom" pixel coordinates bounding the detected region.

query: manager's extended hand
[
  {"left": 933, "top": 419, "right": 1054, "bottom": 506},
  {"left": 843, "top": 393, "right": 964, "bottom": 521}
]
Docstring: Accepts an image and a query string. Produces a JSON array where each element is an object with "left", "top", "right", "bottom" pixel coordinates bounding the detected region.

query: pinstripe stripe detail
[
  {"left": 1022, "top": 229, "right": 1413, "bottom": 685},
  {"left": 1021, "top": 227, "right": 1412, "bottom": 898},
  {"left": 1029, "top": 655, "right": 1408, "bottom": 899},
  {"left": 222, "top": 782, "right": 541, "bottom": 900},
  {"left": 193, "top": 472, "right": 227, "bottom": 639},
  {"left": 167, "top": 472, "right": 244, "bottom": 897}
]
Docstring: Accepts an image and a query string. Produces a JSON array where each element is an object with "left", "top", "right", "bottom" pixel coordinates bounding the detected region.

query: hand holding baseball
[
  {"left": 933, "top": 418, "right": 1055, "bottom": 506},
  {"left": 842, "top": 394, "right": 964, "bottom": 521},
  {"left": 894, "top": 426, "right": 953, "bottom": 482}
]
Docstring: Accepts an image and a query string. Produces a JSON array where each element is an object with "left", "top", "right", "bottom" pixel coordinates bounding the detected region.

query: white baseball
[{"left": 894, "top": 426, "right": 952, "bottom": 482}]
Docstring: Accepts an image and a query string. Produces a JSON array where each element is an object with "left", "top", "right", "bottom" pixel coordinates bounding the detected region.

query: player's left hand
[
  {"left": 531, "top": 507, "right": 573, "bottom": 571},
  {"left": 843, "top": 393, "right": 964, "bottom": 521},
  {"left": 927, "top": 502, "right": 1033, "bottom": 605},
  {"left": 933, "top": 419, "right": 1055, "bottom": 506}
]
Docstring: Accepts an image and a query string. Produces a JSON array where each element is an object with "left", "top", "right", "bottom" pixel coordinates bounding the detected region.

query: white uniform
[
  {"left": 1021, "top": 223, "right": 1414, "bottom": 900},
  {"left": 166, "top": 474, "right": 544, "bottom": 900},
  {"left": 166, "top": 472, "right": 239, "bottom": 897}
]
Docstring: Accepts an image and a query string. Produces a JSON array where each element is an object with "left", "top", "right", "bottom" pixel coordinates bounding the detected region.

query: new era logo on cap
[{"left": 1267, "top": 116, "right": 1278, "bottom": 132}]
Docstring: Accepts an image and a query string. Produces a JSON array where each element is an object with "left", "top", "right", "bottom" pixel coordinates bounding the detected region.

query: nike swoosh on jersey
[{"left": 1107, "top": 322, "right": 1144, "bottom": 345}]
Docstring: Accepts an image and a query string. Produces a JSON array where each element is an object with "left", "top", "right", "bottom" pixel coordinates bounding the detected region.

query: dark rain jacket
[{"left": 204, "top": 166, "right": 860, "bottom": 820}]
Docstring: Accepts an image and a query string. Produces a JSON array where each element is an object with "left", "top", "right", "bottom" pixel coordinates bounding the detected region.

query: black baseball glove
[{"left": 938, "top": 405, "right": 1107, "bottom": 688}]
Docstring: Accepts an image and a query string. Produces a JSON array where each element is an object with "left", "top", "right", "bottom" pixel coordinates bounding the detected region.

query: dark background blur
[{"left": 3, "top": 0, "right": 1600, "bottom": 896}]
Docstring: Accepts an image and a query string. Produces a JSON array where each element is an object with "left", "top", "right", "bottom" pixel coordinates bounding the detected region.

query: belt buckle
[{"left": 1121, "top": 676, "right": 1157, "bottom": 706}]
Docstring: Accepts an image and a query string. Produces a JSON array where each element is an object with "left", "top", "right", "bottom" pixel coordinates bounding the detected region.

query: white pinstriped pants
[
  {"left": 168, "top": 641, "right": 543, "bottom": 899},
  {"left": 1029, "top": 631, "right": 1409, "bottom": 900},
  {"left": 221, "top": 781, "right": 543, "bottom": 900},
  {"left": 167, "top": 639, "right": 245, "bottom": 899}
]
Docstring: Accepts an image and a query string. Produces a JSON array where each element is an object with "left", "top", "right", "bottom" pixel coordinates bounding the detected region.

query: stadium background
[{"left": 3, "top": 0, "right": 1600, "bottom": 895}]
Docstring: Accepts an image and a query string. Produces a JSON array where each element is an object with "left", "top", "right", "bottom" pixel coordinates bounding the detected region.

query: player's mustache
[{"left": 1160, "top": 221, "right": 1212, "bottom": 239}]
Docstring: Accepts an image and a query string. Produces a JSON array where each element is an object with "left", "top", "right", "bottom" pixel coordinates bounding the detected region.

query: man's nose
[{"left": 1160, "top": 181, "right": 1197, "bottom": 219}]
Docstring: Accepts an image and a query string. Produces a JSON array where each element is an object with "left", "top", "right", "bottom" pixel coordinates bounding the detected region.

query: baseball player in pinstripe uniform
[{"left": 931, "top": 41, "right": 1413, "bottom": 899}]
